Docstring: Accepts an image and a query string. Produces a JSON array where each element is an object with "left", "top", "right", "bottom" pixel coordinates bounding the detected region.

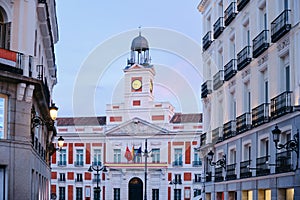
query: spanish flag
[{"left": 124, "top": 146, "right": 133, "bottom": 161}]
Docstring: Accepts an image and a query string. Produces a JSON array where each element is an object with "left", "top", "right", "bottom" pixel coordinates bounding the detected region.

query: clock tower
[{"left": 123, "top": 32, "right": 155, "bottom": 109}]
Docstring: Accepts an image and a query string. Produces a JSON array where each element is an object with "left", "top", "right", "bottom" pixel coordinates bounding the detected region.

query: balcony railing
[
  {"left": 256, "top": 156, "right": 270, "bottom": 176},
  {"left": 226, "top": 163, "right": 237, "bottom": 180},
  {"left": 212, "top": 127, "right": 223, "bottom": 144},
  {"left": 201, "top": 80, "right": 212, "bottom": 98},
  {"left": 271, "top": 10, "right": 291, "bottom": 43},
  {"left": 58, "top": 160, "right": 67, "bottom": 166},
  {"left": 276, "top": 150, "right": 293, "bottom": 173},
  {"left": 240, "top": 160, "right": 252, "bottom": 178},
  {"left": 200, "top": 133, "right": 207, "bottom": 147},
  {"left": 214, "top": 167, "right": 224, "bottom": 182},
  {"left": 252, "top": 103, "right": 269, "bottom": 127},
  {"left": 223, "top": 120, "right": 236, "bottom": 140},
  {"left": 236, "top": 112, "right": 251, "bottom": 134},
  {"left": 213, "top": 70, "right": 224, "bottom": 90},
  {"left": 237, "top": 0, "right": 250, "bottom": 11},
  {"left": 213, "top": 17, "right": 225, "bottom": 39},
  {"left": 192, "top": 161, "right": 202, "bottom": 167},
  {"left": 237, "top": 46, "right": 251, "bottom": 70},
  {"left": 224, "top": 59, "right": 237, "bottom": 81},
  {"left": 75, "top": 178, "right": 83, "bottom": 182},
  {"left": 92, "top": 161, "right": 102, "bottom": 166},
  {"left": 74, "top": 161, "right": 84, "bottom": 167},
  {"left": 224, "top": 2, "right": 237, "bottom": 26},
  {"left": 58, "top": 178, "right": 66, "bottom": 182},
  {"left": 202, "top": 31, "right": 212, "bottom": 51},
  {"left": 270, "top": 91, "right": 292, "bottom": 119},
  {"left": 206, "top": 171, "right": 212, "bottom": 182},
  {"left": 172, "top": 161, "right": 183, "bottom": 167},
  {"left": 0, "top": 48, "right": 24, "bottom": 75},
  {"left": 252, "top": 30, "right": 269, "bottom": 58}
]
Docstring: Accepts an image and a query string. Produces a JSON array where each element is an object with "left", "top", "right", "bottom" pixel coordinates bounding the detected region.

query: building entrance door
[{"left": 128, "top": 177, "right": 143, "bottom": 200}]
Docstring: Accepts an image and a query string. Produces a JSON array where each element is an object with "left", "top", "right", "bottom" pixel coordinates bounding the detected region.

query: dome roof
[{"left": 131, "top": 34, "right": 149, "bottom": 51}]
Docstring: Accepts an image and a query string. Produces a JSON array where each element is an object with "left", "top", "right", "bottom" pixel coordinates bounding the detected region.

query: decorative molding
[
  {"left": 25, "top": 84, "right": 34, "bottom": 102},
  {"left": 17, "top": 83, "right": 26, "bottom": 101},
  {"left": 277, "top": 37, "right": 290, "bottom": 52},
  {"left": 258, "top": 54, "right": 268, "bottom": 66}
]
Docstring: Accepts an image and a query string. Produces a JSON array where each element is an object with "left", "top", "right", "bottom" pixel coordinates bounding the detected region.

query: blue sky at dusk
[{"left": 54, "top": 1, "right": 203, "bottom": 117}]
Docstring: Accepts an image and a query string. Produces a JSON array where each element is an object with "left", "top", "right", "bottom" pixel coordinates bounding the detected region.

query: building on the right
[{"left": 197, "top": 0, "right": 300, "bottom": 200}]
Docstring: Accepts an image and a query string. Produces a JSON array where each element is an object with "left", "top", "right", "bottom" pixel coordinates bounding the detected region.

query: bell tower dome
[{"left": 127, "top": 30, "right": 150, "bottom": 66}]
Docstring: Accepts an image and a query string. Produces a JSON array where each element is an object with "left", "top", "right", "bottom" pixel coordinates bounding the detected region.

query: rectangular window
[
  {"left": 59, "top": 149, "right": 67, "bottom": 166},
  {"left": 152, "top": 189, "right": 159, "bottom": 200},
  {"left": 260, "top": 138, "right": 269, "bottom": 159},
  {"left": 76, "top": 187, "right": 83, "bottom": 200},
  {"left": 174, "top": 149, "right": 183, "bottom": 166},
  {"left": 93, "top": 149, "right": 102, "bottom": 166},
  {"left": 113, "top": 149, "right": 121, "bottom": 163},
  {"left": 174, "top": 189, "right": 182, "bottom": 200},
  {"left": 174, "top": 174, "right": 182, "bottom": 184},
  {"left": 0, "top": 166, "right": 5, "bottom": 200},
  {"left": 76, "top": 174, "right": 83, "bottom": 182},
  {"left": 59, "top": 187, "right": 65, "bottom": 200},
  {"left": 0, "top": 95, "right": 7, "bottom": 139},
  {"left": 285, "top": 65, "right": 290, "bottom": 91},
  {"left": 193, "top": 149, "right": 202, "bottom": 166},
  {"left": 152, "top": 149, "right": 160, "bottom": 163},
  {"left": 230, "top": 149, "right": 236, "bottom": 164},
  {"left": 75, "top": 149, "right": 84, "bottom": 166},
  {"left": 194, "top": 174, "right": 201, "bottom": 183},
  {"left": 59, "top": 173, "right": 66, "bottom": 182},
  {"left": 113, "top": 188, "right": 120, "bottom": 200}
]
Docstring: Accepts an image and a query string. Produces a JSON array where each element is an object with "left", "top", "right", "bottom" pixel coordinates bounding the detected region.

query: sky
[{"left": 53, "top": 1, "right": 203, "bottom": 117}]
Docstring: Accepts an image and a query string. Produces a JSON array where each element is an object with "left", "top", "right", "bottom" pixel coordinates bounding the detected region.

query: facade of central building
[{"left": 51, "top": 34, "right": 203, "bottom": 200}]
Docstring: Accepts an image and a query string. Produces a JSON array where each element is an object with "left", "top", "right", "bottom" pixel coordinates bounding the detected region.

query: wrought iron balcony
[
  {"left": 172, "top": 161, "right": 183, "bottom": 167},
  {"left": 213, "top": 17, "right": 225, "bottom": 39},
  {"left": 92, "top": 161, "right": 102, "bottom": 166},
  {"left": 237, "top": 46, "right": 251, "bottom": 70},
  {"left": 270, "top": 91, "right": 292, "bottom": 119},
  {"left": 252, "top": 30, "right": 269, "bottom": 58},
  {"left": 200, "top": 133, "right": 207, "bottom": 147},
  {"left": 271, "top": 10, "right": 291, "bottom": 43},
  {"left": 275, "top": 150, "right": 293, "bottom": 173},
  {"left": 224, "top": 2, "right": 237, "bottom": 26},
  {"left": 74, "top": 161, "right": 84, "bottom": 167},
  {"left": 214, "top": 167, "right": 224, "bottom": 182},
  {"left": 206, "top": 171, "right": 212, "bottom": 182},
  {"left": 252, "top": 103, "right": 269, "bottom": 127},
  {"left": 223, "top": 120, "right": 236, "bottom": 140},
  {"left": 57, "top": 161, "right": 67, "bottom": 166},
  {"left": 224, "top": 59, "right": 237, "bottom": 81},
  {"left": 225, "top": 163, "right": 237, "bottom": 180},
  {"left": 240, "top": 160, "right": 252, "bottom": 178},
  {"left": 192, "top": 161, "right": 202, "bottom": 167},
  {"left": 212, "top": 127, "right": 223, "bottom": 144},
  {"left": 237, "top": 0, "right": 250, "bottom": 11},
  {"left": 256, "top": 156, "right": 270, "bottom": 176},
  {"left": 236, "top": 112, "right": 251, "bottom": 134},
  {"left": 0, "top": 48, "right": 24, "bottom": 75},
  {"left": 201, "top": 80, "right": 212, "bottom": 98},
  {"left": 202, "top": 31, "right": 212, "bottom": 51},
  {"left": 213, "top": 70, "right": 224, "bottom": 90}
]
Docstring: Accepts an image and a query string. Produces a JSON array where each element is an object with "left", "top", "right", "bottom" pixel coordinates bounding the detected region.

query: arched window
[{"left": 0, "top": 8, "right": 11, "bottom": 49}]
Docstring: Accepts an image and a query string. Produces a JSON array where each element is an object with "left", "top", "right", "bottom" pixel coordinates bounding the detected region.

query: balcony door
[{"left": 128, "top": 177, "right": 143, "bottom": 200}]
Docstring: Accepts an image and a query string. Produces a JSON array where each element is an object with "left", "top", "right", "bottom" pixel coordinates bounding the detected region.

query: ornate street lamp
[
  {"left": 88, "top": 165, "right": 107, "bottom": 200},
  {"left": 207, "top": 150, "right": 226, "bottom": 169},
  {"left": 272, "top": 125, "right": 299, "bottom": 156}
]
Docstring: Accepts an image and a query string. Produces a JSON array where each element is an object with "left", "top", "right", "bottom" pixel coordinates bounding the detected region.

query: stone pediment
[{"left": 105, "top": 117, "right": 169, "bottom": 136}]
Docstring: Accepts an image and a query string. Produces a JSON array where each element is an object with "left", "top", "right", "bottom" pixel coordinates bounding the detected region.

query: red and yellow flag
[{"left": 124, "top": 146, "right": 133, "bottom": 161}]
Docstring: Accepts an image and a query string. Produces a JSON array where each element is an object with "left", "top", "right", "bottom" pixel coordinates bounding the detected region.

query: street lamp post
[
  {"left": 169, "top": 179, "right": 182, "bottom": 200},
  {"left": 88, "top": 165, "right": 107, "bottom": 200},
  {"left": 207, "top": 150, "right": 226, "bottom": 169}
]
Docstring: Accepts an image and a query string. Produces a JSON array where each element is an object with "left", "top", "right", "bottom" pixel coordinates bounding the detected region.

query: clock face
[{"left": 132, "top": 79, "right": 142, "bottom": 90}]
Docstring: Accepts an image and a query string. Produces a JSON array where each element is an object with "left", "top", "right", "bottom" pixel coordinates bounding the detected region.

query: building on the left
[{"left": 0, "top": 0, "right": 61, "bottom": 199}]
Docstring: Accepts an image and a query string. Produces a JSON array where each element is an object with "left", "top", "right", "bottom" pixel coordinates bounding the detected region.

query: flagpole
[{"left": 144, "top": 139, "right": 148, "bottom": 200}]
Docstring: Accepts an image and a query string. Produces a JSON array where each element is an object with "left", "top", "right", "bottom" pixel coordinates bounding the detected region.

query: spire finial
[{"left": 138, "top": 26, "right": 142, "bottom": 36}]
